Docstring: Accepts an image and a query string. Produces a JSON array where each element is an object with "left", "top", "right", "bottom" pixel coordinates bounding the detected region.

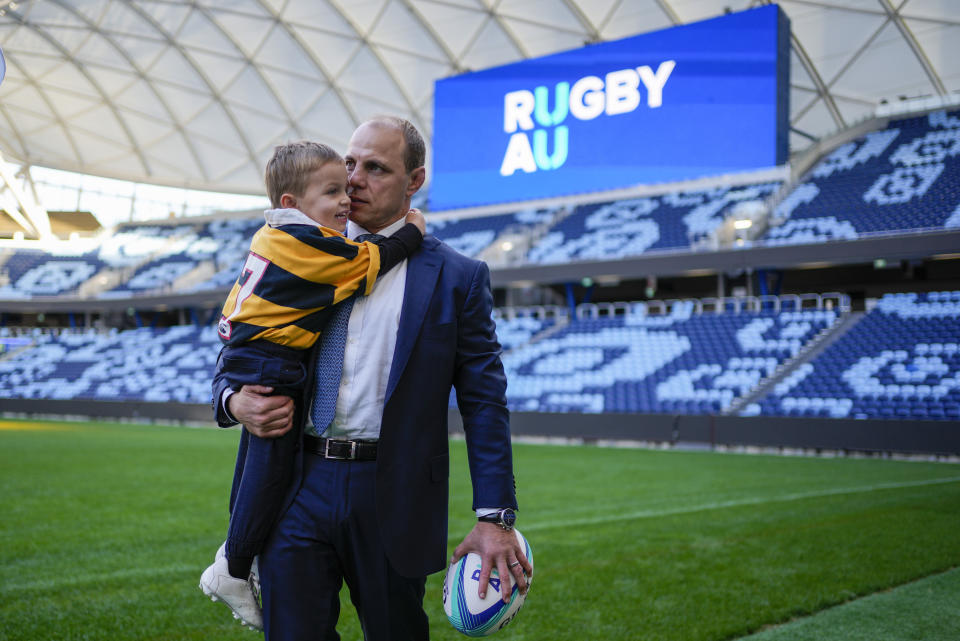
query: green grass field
[{"left": 2, "top": 417, "right": 959, "bottom": 641}]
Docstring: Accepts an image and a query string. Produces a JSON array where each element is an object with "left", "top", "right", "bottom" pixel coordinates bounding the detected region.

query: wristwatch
[{"left": 478, "top": 508, "right": 516, "bottom": 531}]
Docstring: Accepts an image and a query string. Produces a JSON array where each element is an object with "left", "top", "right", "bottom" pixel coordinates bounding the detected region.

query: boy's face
[{"left": 281, "top": 161, "right": 351, "bottom": 233}]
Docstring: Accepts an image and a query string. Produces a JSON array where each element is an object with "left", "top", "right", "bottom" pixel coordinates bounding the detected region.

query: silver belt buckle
[{"left": 324, "top": 438, "right": 357, "bottom": 460}]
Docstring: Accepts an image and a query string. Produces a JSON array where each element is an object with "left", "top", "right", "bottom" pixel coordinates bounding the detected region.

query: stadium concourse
[{"left": 0, "top": 106, "right": 958, "bottom": 454}]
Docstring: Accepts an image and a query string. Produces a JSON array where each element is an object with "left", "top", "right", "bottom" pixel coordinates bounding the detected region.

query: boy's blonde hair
[{"left": 265, "top": 141, "right": 342, "bottom": 208}]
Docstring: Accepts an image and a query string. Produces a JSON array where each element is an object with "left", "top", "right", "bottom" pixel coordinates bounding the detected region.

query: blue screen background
[{"left": 430, "top": 5, "right": 789, "bottom": 210}]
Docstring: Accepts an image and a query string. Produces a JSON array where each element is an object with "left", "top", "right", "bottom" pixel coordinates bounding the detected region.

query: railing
[{"left": 516, "top": 292, "right": 855, "bottom": 323}]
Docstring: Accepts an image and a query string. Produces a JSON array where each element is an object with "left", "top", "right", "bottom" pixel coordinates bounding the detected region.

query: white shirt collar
[
  {"left": 263, "top": 208, "right": 326, "bottom": 228},
  {"left": 347, "top": 216, "right": 407, "bottom": 241}
]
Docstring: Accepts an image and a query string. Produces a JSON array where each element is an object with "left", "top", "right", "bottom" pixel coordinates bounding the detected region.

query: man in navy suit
[{"left": 213, "top": 116, "right": 531, "bottom": 640}]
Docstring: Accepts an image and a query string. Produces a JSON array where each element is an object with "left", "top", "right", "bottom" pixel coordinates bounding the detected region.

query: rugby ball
[{"left": 442, "top": 529, "right": 533, "bottom": 637}]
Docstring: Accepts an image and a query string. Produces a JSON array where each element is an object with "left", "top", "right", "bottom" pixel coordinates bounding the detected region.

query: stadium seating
[
  {"left": 98, "top": 223, "right": 198, "bottom": 268},
  {"left": 493, "top": 307, "right": 563, "bottom": 351},
  {"left": 0, "top": 217, "right": 263, "bottom": 298},
  {"left": 764, "top": 109, "right": 960, "bottom": 245},
  {"left": 0, "top": 296, "right": 839, "bottom": 415},
  {"left": 526, "top": 182, "right": 780, "bottom": 264},
  {"left": 105, "top": 217, "right": 264, "bottom": 295},
  {"left": 187, "top": 217, "right": 266, "bottom": 291},
  {"left": 0, "top": 222, "right": 207, "bottom": 298},
  {"left": 7, "top": 291, "right": 955, "bottom": 422},
  {"left": 427, "top": 208, "right": 561, "bottom": 258},
  {"left": 101, "top": 224, "right": 210, "bottom": 295},
  {"left": 0, "top": 249, "right": 105, "bottom": 297},
  {"left": 0, "top": 308, "right": 562, "bottom": 407},
  {"left": 753, "top": 291, "right": 960, "bottom": 420},
  {"left": 501, "top": 299, "right": 837, "bottom": 414},
  {"left": 2, "top": 111, "right": 956, "bottom": 299},
  {"left": 0, "top": 325, "right": 220, "bottom": 404}
]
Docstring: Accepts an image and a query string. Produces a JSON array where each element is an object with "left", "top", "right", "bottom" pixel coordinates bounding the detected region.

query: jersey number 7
[{"left": 218, "top": 252, "right": 269, "bottom": 340}]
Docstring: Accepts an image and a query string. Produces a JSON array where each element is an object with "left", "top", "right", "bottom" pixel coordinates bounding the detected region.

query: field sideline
[{"left": 2, "top": 418, "right": 959, "bottom": 641}]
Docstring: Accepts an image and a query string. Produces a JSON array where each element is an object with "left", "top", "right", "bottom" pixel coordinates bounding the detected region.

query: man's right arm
[
  {"left": 227, "top": 386, "right": 294, "bottom": 437},
  {"left": 212, "top": 350, "right": 295, "bottom": 436}
]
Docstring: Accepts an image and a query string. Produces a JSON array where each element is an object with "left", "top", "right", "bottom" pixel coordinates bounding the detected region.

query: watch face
[{"left": 501, "top": 509, "right": 516, "bottom": 527}]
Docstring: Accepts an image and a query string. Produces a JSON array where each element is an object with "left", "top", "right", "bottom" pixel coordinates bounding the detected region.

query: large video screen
[{"left": 430, "top": 5, "right": 790, "bottom": 211}]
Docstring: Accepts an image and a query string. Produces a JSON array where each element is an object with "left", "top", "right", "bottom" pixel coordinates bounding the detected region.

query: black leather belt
[{"left": 304, "top": 434, "right": 377, "bottom": 461}]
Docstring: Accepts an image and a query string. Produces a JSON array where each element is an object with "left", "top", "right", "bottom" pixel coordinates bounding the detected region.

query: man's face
[{"left": 345, "top": 122, "right": 423, "bottom": 234}]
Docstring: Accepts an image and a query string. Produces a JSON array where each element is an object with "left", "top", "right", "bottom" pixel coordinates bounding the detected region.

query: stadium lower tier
[
  {"left": 1, "top": 292, "right": 957, "bottom": 420},
  {"left": 748, "top": 291, "right": 960, "bottom": 421},
  {"left": 0, "top": 325, "right": 220, "bottom": 404},
  {"left": 500, "top": 303, "right": 836, "bottom": 414}
]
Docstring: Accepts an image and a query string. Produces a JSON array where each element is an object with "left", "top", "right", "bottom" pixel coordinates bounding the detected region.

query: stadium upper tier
[
  {"left": 526, "top": 182, "right": 781, "bottom": 263},
  {"left": 0, "top": 108, "right": 957, "bottom": 301},
  {"left": 768, "top": 109, "right": 960, "bottom": 245},
  {"left": 0, "top": 217, "right": 263, "bottom": 298}
]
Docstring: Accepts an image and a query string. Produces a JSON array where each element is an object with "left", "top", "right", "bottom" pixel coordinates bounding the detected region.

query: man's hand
[
  {"left": 227, "top": 385, "right": 294, "bottom": 438},
  {"left": 452, "top": 522, "right": 532, "bottom": 603},
  {"left": 405, "top": 208, "right": 426, "bottom": 235}
]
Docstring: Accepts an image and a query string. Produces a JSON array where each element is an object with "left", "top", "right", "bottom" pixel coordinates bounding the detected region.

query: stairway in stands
[{"left": 724, "top": 311, "right": 865, "bottom": 416}]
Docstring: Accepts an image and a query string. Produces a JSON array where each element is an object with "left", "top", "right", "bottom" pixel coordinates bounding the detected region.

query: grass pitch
[{"left": 1, "top": 418, "right": 959, "bottom": 641}]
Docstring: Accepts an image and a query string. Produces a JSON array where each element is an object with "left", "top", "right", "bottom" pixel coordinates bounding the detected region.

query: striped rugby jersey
[{"left": 218, "top": 209, "right": 380, "bottom": 350}]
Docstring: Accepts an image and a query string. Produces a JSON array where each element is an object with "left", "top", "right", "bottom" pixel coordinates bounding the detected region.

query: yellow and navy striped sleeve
[{"left": 218, "top": 224, "right": 381, "bottom": 350}]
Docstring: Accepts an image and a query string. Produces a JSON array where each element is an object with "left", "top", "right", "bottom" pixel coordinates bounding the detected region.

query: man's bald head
[{"left": 363, "top": 116, "right": 426, "bottom": 174}]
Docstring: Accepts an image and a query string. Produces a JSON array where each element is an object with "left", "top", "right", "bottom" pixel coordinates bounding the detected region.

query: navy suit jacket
[{"left": 213, "top": 235, "right": 517, "bottom": 577}]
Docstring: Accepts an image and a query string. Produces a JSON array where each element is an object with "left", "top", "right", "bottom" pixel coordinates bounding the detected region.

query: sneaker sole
[{"left": 199, "top": 581, "right": 262, "bottom": 632}]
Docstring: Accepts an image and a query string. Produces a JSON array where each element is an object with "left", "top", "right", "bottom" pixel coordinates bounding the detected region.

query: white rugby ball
[{"left": 442, "top": 529, "right": 533, "bottom": 637}]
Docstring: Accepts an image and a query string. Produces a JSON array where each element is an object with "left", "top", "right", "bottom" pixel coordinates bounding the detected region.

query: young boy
[{"left": 199, "top": 141, "right": 425, "bottom": 629}]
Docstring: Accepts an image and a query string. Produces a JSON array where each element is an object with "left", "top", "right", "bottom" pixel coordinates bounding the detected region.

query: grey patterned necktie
[{"left": 309, "top": 232, "right": 383, "bottom": 432}]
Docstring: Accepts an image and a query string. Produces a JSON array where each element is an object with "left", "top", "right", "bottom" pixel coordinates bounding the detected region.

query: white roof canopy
[{"left": 0, "top": 0, "right": 958, "bottom": 195}]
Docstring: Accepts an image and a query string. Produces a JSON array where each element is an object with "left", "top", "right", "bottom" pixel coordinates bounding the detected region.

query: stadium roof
[{"left": 0, "top": 0, "right": 958, "bottom": 196}]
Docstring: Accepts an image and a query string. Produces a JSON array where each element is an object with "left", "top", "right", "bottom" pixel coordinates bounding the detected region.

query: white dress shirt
[
  {"left": 224, "top": 216, "right": 501, "bottom": 517},
  {"left": 315, "top": 219, "right": 501, "bottom": 517},
  {"left": 220, "top": 214, "right": 405, "bottom": 430},
  {"left": 306, "top": 217, "right": 407, "bottom": 439}
]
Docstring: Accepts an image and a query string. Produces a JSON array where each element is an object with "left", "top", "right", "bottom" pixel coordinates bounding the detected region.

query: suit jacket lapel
[{"left": 387, "top": 238, "right": 442, "bottom": 402}]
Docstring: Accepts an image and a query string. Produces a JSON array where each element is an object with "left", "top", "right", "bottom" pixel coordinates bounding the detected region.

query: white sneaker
[
  {"left": 215, "top": 543, "right": 261, "bottom": 604},
  {"left": 250, "top": 555, "right": 260, "bottom": 602},
  {"left": 200, "top": 553, "right": 263, "bottom": 631}
]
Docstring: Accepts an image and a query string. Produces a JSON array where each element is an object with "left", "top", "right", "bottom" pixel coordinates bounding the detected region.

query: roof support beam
[
  {"left": 789, "top": 0, "right": 960, "bottom": 28},
  {"left": 878, "top": 0, "right": 947, "bottom": 96},
  {"left": 119, "top": 0, "right": 260, "bottom": 182},
  {"left": 4, "top": 3, "right": 151, "bottom": 176},
  {"left": 483, "top": 0, "right": 531, "bottom": 59},
  {"left": 793, "top": 8, "right": 893, "bottom": 124},
  {"left": 560, "top": 0, "right": 601, "bottom": 42},
  {"left": 325, "top": 0, "right": 432, "bottom": 135},
  {"left": 0, "top": 151, "right": 51, "bottom": 239},
  {"left": 47, "top": 0, "right": 208, "bottom": 185},
  {"left": 753, "top": 0, "right": 845, "bottom": 132},
  {"left": 789, "top": 30, "right": 846, "bottom": 131},
  {"left": 654, "top": 0, "right": 682, "bottom": 25},
  {"left": 398, "top": 0, "right": 465, "bottom": 72}
]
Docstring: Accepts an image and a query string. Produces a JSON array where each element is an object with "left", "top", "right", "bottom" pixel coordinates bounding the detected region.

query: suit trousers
[
  {"left": 221, "top": 341, "right": 306, "bottom": 566},
  {"left": 226, "top": 426, "right": 298, "bottom": 562},
  {"left": 260, "top": 451, "right": 430, "bottom": 641}
]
